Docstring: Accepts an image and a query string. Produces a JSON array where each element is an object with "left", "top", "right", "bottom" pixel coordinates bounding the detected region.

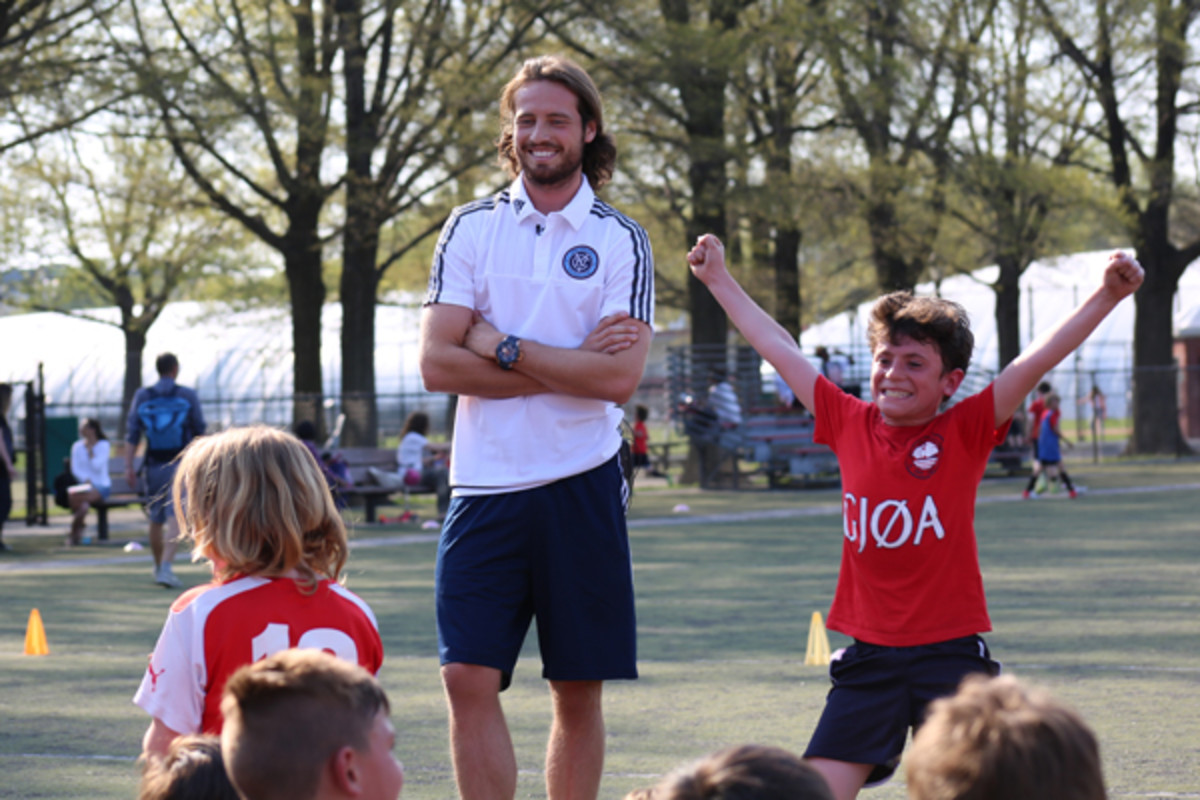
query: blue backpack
[{"left": 137, "top": 388, "right": 192, "bottom": 460}]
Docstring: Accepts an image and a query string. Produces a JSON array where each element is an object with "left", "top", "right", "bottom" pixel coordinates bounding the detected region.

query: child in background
[
  {"left": 1024, "top": 393, "right": 1077, "bottom": 498},
  {"left": 632, "top": 405, "right": 651, "bottom": 472},
  {"left": 1026, "top": 381, "right": 1051, "bottom": 472},
  {"left": 687, "top": 234, "right": 1141, "bottom": 800},
  {"left": 134, "top": 426, "right": 383, "bottom": 760}
]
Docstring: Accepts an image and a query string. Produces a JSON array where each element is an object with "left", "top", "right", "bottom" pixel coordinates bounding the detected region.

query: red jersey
[
  {"left": 1028, "top": 397, "right": 1046, "bottom": 442},
  {"left": 133, "top": 575, "right": 383, "bottom": 736},
  {"left": 813, "top": 377, "right": 1011, "bottom": 646},
  {"left": 633, "top": 420, "right": 649, "bottom": 456}
]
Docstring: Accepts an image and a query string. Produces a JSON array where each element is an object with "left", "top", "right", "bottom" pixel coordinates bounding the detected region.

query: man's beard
[{"left": 519, "top": 141, "right": 586, "bottom": 188}]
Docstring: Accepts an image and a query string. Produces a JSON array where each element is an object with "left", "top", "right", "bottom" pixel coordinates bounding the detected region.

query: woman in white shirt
[
  {"left": 396, "top": 411, "right": 450, "bottom": 516},
  {"left": 68, "top": 418, "right": 112, "bottom": 545}
]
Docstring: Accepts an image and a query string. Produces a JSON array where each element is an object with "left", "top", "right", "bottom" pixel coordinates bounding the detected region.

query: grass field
[{"left": 2, "top": 459, "right": 1199, "bottom": 799}]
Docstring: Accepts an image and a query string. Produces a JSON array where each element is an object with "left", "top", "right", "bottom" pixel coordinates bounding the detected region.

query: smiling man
[{"left": 419, "top": 55, "right": 654, "bottom": 800}]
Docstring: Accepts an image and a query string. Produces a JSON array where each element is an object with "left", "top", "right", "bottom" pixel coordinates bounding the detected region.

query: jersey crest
[
  {"left": 906, "top": 434, "right": 944, "bottom": 479},
  {"left": 563, "top": 245, "right": 599, "bottom": 279}
]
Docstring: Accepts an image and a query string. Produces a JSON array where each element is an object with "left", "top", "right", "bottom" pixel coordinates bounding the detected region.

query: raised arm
[
  {"left": 687, "top": 234, "right": 820, "bottom": 411},
  {"left": 992, "top": 251, "right": 1143, "bottom": 427}
]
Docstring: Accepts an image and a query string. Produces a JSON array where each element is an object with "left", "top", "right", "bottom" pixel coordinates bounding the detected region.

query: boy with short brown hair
[{"left": 687, "top": 235, "right": 1141, "bottom": 799}]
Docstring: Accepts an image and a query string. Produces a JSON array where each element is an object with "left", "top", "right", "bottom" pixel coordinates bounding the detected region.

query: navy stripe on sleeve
[
  {"left": 425, "top": 192, "right": 509, "bottom": 305},
  {"left": 591, "top": 201, "right": 654, "bottom": 323}
]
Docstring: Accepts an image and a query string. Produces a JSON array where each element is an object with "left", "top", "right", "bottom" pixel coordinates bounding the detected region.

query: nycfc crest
[{"left": 563, "top": 245, "right": 600, "bottom": 279}]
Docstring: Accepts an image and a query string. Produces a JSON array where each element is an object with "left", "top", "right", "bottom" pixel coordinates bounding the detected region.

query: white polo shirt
[{"left": 426, "top": 175, "right": 654, "bottom": 494}]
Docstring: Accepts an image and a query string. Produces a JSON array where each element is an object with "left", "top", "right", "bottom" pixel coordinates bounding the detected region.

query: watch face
[{"left": 497, "top": 336, "right": 520, "bottom": 369}]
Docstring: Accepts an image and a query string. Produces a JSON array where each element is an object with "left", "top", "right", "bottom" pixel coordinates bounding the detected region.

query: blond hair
[
  {"left": 906, "top": 674, "right": 1106, "bottom": 800},
  {"left": 173, "top": 426, "right": 348, "bottom": 591}
]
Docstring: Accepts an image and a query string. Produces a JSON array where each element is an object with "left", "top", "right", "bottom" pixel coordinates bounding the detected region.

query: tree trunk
[
  {"left": 993, "top": 255, "right": 1022, "bottom": 370},
  {"left": 338, "top": 0, "right": 380, "bottom": 448},
  {"left": 283, "top": 220, "right": 326, "bottom": 431},
  {"left": 121, "top": 327, "right": 147, "bottom": 440},
  {"left": 1128, "top": 266, "right": 1188, "bottom": 454},
  {"left": 774, "top": 226, "right": 802, "bottom": 341}
]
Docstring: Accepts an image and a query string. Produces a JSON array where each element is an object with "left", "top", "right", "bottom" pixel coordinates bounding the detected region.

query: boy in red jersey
[{"left": 687, "top": 235, "right": 1142, "bottom": 800}]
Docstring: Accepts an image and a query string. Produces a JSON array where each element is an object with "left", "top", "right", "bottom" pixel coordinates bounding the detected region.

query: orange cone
[
  {"left": 24, "top": 608, "right": 49, "bottom": 656},
  {"left": 804, "top": 611, "right": 830, "bottom": 666}
]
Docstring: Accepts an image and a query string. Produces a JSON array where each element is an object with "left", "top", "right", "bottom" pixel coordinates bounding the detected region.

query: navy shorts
[
  {"left": 435, "top": 454, "right": 636, "bottom": 690},
  {"left": 804, "top": 635, "right": 1000, "bottom": 785},
  {"left": 142, "top": 461, "right": 177, "bottom": 524}
]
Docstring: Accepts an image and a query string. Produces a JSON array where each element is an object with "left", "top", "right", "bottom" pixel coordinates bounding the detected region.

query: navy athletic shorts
[
  {"left": 804, "top": 634, "right": 1001, "bottom": 785},
  {"left": 142, "top": 461, "right": 177, "bottom": 524},
  {"left": 435, "top": 454, "right": 637, "bottom": 690}
]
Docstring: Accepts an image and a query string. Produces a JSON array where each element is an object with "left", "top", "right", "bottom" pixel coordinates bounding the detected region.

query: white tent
[{"left": 0, "top": 296, "right": 436, "bottom": 431}]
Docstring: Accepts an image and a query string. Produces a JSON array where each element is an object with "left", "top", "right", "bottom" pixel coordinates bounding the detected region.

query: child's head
[
  {"left": 867, "top": 292, "right": 974, "bottom": 375},
  {"left": 138, "top": 734, "right": 239, "bottom": 800},
  {"left": 1045, "top": 392, "right": 1061, "bottom": 410},
  {"left": 1038, "top": 381, "right": 1052, "bottom": 396},
  {"left": 866, "top": 293, "right": 973, "bottom": 423},
  {"left": 636, "top": 404, "right": 649, "bottom": 422},
  {"left": 906, "top": 674, "right": 1105, "bottom": 800},
  {"left": 221, "top": 648, "right": 403, "bottom": 800},
  {"left": 401, "top": 411, "right": 429, "bottom": 437},
  {"left": 173, "top": 426, "right": 348, "bottom": 588},
  {"left": 631, "top": 744, "right": 834, "bottom": 800}
]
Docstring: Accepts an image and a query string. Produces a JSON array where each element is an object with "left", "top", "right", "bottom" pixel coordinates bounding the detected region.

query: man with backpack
[{"left": 125, "top": 352, "right": 206, "bottom": 588}]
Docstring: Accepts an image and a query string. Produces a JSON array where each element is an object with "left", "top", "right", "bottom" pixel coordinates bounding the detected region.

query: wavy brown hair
[
  {"left": 907, "top": 675, "right": 1106, "bottom": 800},
  {"left": 496, "top": 54, "right": 617, "bottom": 189},
  {"left": 867, "top": 291, "right": 974, "bottom": 375},
  {"left": 173, "top": 426, "right": 348, "bottom": 592}
]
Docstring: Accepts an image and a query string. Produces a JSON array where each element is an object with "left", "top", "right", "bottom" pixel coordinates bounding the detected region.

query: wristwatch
[{"left": 496, "top": 334, "right": 523, "bottom": 370}]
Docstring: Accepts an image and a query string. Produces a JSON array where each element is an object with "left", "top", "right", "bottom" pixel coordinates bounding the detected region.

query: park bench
[
  {"left": 91, "top": 456, "right": 148, "bottom": 542},
  {"left": 336, "top": 446, "right": 435, "bottom": 523},
  {"left": 740, "top": 409, "right": 839, "bottom": 488}
]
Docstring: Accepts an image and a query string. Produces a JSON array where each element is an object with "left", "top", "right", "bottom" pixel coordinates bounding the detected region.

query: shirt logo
[
  {"left": 514, "top": 198, "right": 525, "bottom": 213},
  {"left": 147, "top": 656, "right": 165, "bottom": 691},
  {"left": 563, "top": 245, "right": 600, "bottom": 279},
  {"left": 906, "top": 434, "right": 943, "bottom": 479}
]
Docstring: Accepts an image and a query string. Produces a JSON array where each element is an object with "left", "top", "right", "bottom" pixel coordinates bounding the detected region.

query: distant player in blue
[
  {"left": 1023, "top": 392, "right": 1077, "bottom": 498},
  {"left": 125, "top": 352, "right": 206, "bottom": 588}
]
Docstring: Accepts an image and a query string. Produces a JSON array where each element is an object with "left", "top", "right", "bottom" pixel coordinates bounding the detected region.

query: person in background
[
  {"left": 395, "top": 411, "right": 450, "bottom": 517},
  {"left": 906, "top": 674, "right": 1107, "bottom": 800},
  {"left": 1023, "top": 392, "right": 1077, "bottom": 499},
  {"left": 67, "top": 417, "right": 112, "bottom": 546},
  {"left": 1026, "top": 381, "right": 1052, "bottom": 472},
  {"left": 125, "top": 352, "right": 207, "bottom": 588},
  {"left": 0, "top": 383, "right": 14, "bottom": 552},
  {"left": 293, "top": 420, "right": 353, "bottom": 509},
  {"left": 707, "top": 368, "right": 743, "bottom": 427}
]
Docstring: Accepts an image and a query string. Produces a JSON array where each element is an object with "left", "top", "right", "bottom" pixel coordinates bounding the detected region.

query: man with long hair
[{"left": 420, "top": 55, "right": 655, "bottom": 800}]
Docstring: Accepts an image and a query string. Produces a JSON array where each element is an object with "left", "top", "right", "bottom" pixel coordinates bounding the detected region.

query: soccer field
[{"left": 1, "top": 460, "right": 1198, "bottom": 799}]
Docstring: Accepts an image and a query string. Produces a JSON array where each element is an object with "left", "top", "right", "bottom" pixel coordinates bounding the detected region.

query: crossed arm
[{"left": 419, "top": 304, "right": 652, "bottom": 405}]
